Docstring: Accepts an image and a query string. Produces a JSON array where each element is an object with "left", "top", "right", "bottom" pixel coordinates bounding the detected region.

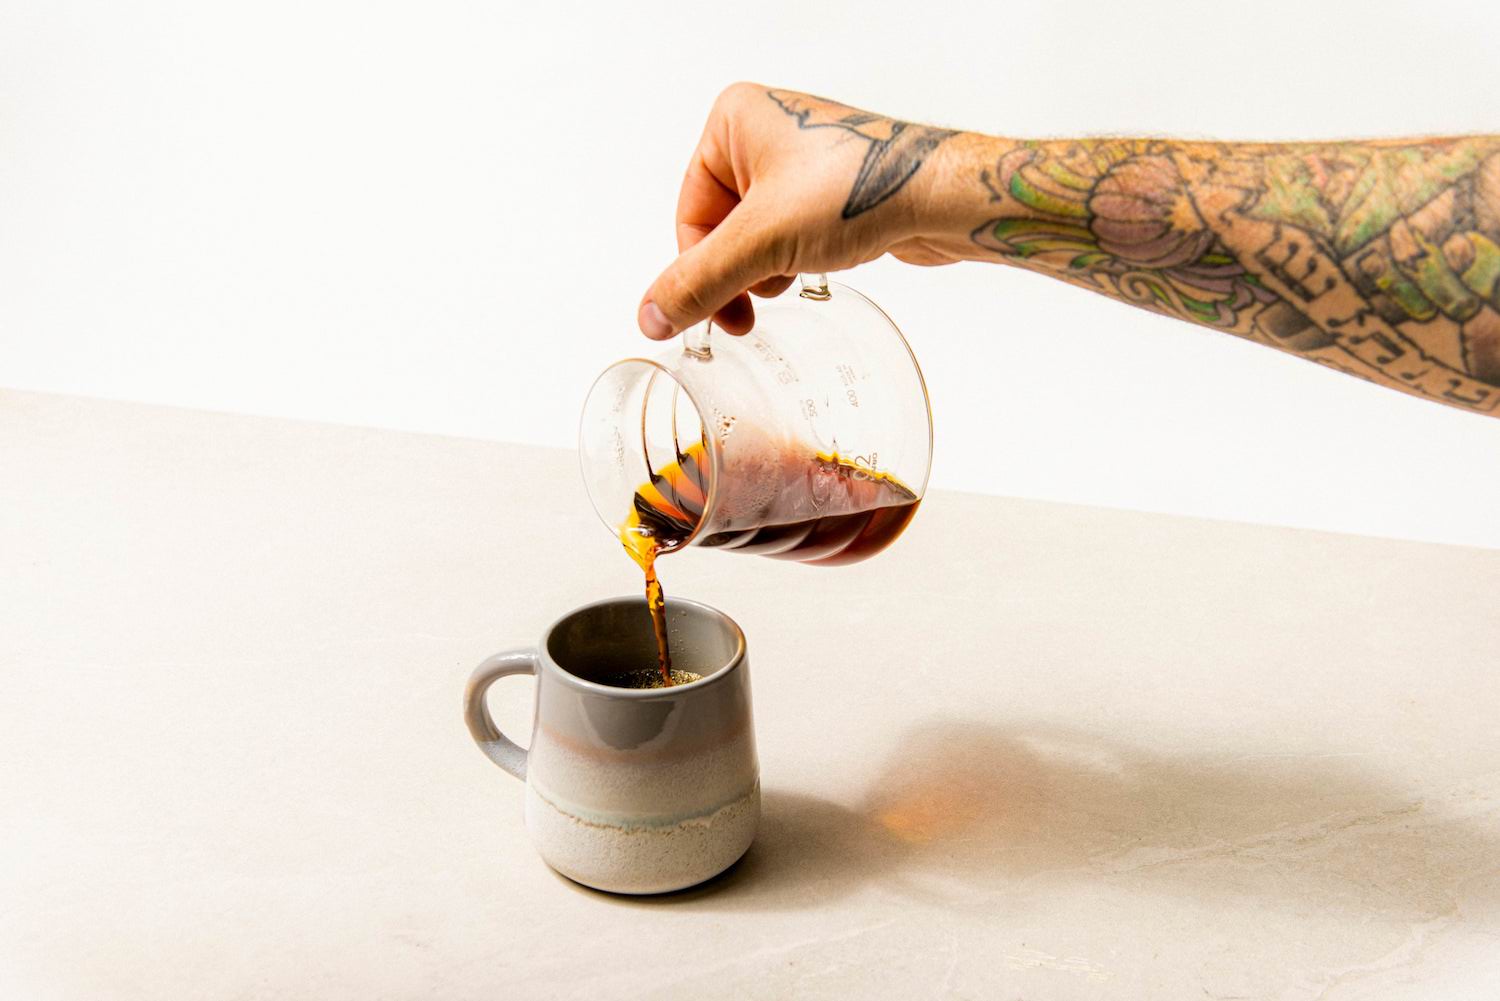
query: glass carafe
[{"left": 579, "top": 274, "right": 932, "bottom": 566}]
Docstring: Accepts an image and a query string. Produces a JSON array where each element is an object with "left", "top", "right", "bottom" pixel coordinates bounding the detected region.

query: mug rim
[{"left": 539, "top": 595, "right": 746, "bottom": 699}]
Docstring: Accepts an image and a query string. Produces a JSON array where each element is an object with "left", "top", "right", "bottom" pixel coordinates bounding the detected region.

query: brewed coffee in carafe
[
  {"left": 621, "top": 441, "right": 921, "bottom": 682},
  {"left": 583, "top": 275, "right": 933, "bottom": 685}
]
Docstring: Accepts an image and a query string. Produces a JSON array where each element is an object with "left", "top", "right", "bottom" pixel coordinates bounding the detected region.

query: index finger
[
  {"left": 676, "top": 147, "right": 741, "bottom": 254},
  {"left": 674, "top": 144, "right": 755, "bottom": 333}
]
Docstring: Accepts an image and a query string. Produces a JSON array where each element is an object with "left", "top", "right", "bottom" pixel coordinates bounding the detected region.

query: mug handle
[{"left": 463, "top": 648, "right": 538, "bottom": 780}]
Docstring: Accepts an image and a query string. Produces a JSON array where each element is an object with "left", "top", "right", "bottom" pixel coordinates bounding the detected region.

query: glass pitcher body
[{"left": 579, "top": 275, "right": 932, "bottom": 566}]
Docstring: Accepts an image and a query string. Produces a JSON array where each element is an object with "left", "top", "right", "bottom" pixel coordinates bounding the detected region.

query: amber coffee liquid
[{"left": 620, "top": 442, "right": 919, "bottom": 685}]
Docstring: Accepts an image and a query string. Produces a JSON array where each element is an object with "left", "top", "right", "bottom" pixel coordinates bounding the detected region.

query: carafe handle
[
  {"left": 684, "top": 318, "right": 714, "bottom": 359},
  {"left": 799, "top": 273, "right": 831, "bottom": 300},
  {"left": 682, "top": 273, "right": 830, "bottom": 361}
]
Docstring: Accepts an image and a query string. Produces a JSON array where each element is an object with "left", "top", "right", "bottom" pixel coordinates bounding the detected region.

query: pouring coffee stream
[
  {"left": 622, "top": 441, "right": 923, "bottom": 684},
  {"left": 581, "top": 274, "right": 934, "bottom": 686}
]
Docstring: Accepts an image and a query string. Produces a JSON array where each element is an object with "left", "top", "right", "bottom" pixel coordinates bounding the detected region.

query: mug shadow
[{"left": 569, "top": 716, "right": 1500, "bottom": 919}]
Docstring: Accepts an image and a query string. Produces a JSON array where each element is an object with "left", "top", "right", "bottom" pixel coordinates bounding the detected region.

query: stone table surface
[{"left": 4, "top": 389, "right": 1500, "bottom": 1001}]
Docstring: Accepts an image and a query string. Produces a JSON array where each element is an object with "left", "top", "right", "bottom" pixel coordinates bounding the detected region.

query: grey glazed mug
[{"left": 463, "top": 596, "right": 760, "bottom": 894}]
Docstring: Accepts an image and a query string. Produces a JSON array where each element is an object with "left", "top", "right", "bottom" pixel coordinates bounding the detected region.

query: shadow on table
[{"left": 564, "top": 716, "right": 1500, "bottom": 918}]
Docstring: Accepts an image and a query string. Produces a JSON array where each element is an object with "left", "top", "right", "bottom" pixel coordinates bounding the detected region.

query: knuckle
[
  {"left": 661, "top": 267, "right": 713, "bottom": 321},
  {"left": 750, "top": 222, "right": 798, "bottom": 277},
  {"left": 728, "top": 206, "right": 790, "bottom": 273},
  {"left": 714, "top": 81, "right": 762, "bottom": 113}
]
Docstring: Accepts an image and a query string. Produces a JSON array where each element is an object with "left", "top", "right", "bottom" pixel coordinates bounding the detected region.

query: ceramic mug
[{"left": 463, "top": 596, "right": 759, "bottom": 894}]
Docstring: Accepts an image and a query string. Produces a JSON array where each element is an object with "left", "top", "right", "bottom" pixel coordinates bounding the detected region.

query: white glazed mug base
[{"left": 524, "top": 782, "right": 760, "bottom": 895}]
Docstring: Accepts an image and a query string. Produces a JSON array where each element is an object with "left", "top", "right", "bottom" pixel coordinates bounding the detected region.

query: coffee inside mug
[{"left": 545, "top": 599, "right": 741, "bottom": 690}]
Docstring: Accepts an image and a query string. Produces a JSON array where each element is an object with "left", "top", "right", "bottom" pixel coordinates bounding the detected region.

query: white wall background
[{"left": 4, "top": 0, "right": 1499, "bottom": 547}]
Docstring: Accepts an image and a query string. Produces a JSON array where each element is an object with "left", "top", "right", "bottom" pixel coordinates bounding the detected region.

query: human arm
[{"left": 639, "top": 83, "right": 1500, "bottom": 416}]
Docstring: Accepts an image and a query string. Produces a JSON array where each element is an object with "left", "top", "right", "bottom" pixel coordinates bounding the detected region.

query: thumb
[{"left": 638, "top": 207, "right": 783, "bottom": 340}]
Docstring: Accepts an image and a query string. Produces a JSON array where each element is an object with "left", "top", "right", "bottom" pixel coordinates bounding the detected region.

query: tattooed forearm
[
  {"left": 767, "top": 89, "right": 956, "bottom": 219},
  {"left": 752, "top": 84, "right": 1500, "bottom": 415},
  {"left": 967, "top": 137, "right": 1500, "bottom": 414}
]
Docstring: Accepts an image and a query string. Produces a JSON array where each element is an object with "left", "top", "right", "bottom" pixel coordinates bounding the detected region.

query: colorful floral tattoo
[{"left": 972, "top": 138, "right": 1500, "bottom": 413}]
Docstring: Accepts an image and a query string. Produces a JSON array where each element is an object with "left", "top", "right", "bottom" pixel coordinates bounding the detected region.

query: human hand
[{"left": 637, "top": 83, "right": 969, "bottom": 339}]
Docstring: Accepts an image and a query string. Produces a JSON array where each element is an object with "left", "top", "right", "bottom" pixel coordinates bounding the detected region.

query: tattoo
[
  {"left": 970, "top": 138, "right": 1500, "bottom": 414},
  {"left": 768, "top": 89, "right": 956, "bottom": 220}
]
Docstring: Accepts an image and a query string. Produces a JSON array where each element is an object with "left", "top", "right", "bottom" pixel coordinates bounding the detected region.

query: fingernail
[{"left": 639, "top": 301, "right": 674, "bottom": 340}]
